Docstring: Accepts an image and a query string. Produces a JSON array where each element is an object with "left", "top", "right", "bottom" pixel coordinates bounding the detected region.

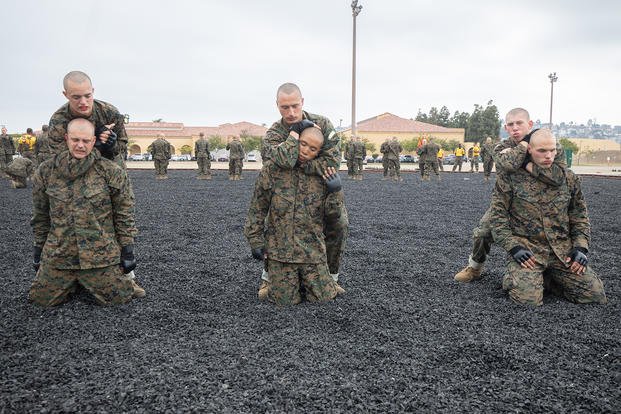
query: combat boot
[
  {"left": 228, "top": 175, "right": 234, "bottom": 180},
  {"left": 454, "top": 265, "right": 483, "bottom": 283},
  {"left": 131, "top": 279, "right": 146, "bottom": 298},
  {"left": 334, "top": 283, "right": 346, "bottom": 295},
  {"left": 258, "top": 280, "right": 269, "bottom": 301}
]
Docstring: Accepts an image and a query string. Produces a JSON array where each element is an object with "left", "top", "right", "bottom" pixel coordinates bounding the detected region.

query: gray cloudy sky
[{"left": 2, "top": 0, "right": 620, "bottom": 132}]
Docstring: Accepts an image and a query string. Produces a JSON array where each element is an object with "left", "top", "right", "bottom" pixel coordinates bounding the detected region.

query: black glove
[
  {"left": 289, "top": 119, "right": 315, "bottom": 135},
  {"left": 251, "top": 247, "right": 265, "bottom": 261},
  {"left": 33, "top": 246, "right": 42, "bottom": 272},
  {"left": 509, "top": 246, "right": 534, "bottom": 265},
  {"left": 325, "top": 172, "right": 342, "bottom": 193},
  {"left": 568, "top": 247, "right": 588, "bottom": 266},
  {"left": 120, "top": 245, "right": 137, "bottom": 274},
  {"left": 521, "top": 128, "right": 539, "bottom": 144},
  {"left": 94, "top": 126, "right": 117, "bottom": 159}
]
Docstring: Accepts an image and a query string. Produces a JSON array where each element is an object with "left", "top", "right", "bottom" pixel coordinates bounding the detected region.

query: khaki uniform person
[
  {"left": 490, "top": 129, "right": 606, "bottom": 306},
  {"left": 226, "top": 136, "right": 245, "bottom": 180},
  {"left": 29, "top": 119, "right": 139, "bottom": 307},
  {"left": 148, "top": 134, "right": 173, "bottom": 179},
  {"left": 195, "top": 132, "right": 211, "bottom": 179}
]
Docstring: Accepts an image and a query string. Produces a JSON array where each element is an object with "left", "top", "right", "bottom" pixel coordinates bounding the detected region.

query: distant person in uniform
[
  {"left": 148, "top": 133, "right": 173, "bottom": 179},
  {"left": 34, "top": 124, "right": 54, "bottom": 165},
  {"left": 29, "top": 119, "right": 139, "bottom": 306},
  {"left": 0, "top": 127, "right": 16, "bottom": 177},
  {"left": 452, "top": 143, "right": 465, "bottom": 172},
  {"left": 480, "top": 136, "right": 495, "bottom": 181},
  {"left": 379, "top": 138, "right": 390, "bottom": 179},
  {"left": 17, "top": 128, "right": 36, "bottom": 161},
  {"left": 5, "top": 156, "right": 35, "bottom": 188},
  {"left": 195, "top": 132, "right": 211, "bottom": 179},
  {"left": 351, "top": 136, "right": 366, "bottom": 180},
  {"left": 421, "top": 137, "right": 441, "bottom": 181},
  {"left": 471, "top": 142, "right": 481, "bottom": 172},
  {"left": 226, "top": 136, "right": 245, "bottom": 180}
]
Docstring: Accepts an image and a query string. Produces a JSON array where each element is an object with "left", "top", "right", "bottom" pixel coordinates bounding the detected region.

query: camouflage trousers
[
  {"left": 4, "top": 154, "right": 13, "bottom": 166},
  {"left": 471, "top": 157, "right": 479, "bottom": 172},
  {"left": 452, "top": 156, "right": 463, "bottom": 172},
  {"left": 229, "top": 159, "right": 243, "bottom": 176},
  {"left": 483, "top": 158, "right": 494, "bottom": 177},
  {"left": 386, "top": 159, "right": 400, "bottom": 177},
  {"left": 418, "top": 159, "right": 425, "bottom": 177},
  {"left": 268, "top": 260, "right": 337, "bottom": 306},
  {"left": 423, "top": 160, "right": 439, "bottom": 178},
  {"left": 438, "top": 158, "right": 444, "bottom": 171},
  {"left": 29, "top": 263, "right": 134, "bottom": 307},
  {"left": 9, "top": 175, "right": 27, "bottom": 188},
  {"left": 154, "top": 159, "right": 169, "bottom": 175},
  {"left": 352, "top": 159, "right": 363, "bottom": 176},
  {"left": 347, "top": 159, "right": 354, "bottom": 177},
  {"left": 502, "top": 257, "right": 607, "bottom": 306},
  {"left": 324, "top": 194, "right": 349, "bottom": 274},
  {"left": 0, "top": 154, "right": 6, "bottom": 173},
  {"left": 382, "top": 158, "right": 389, "bottom": 177},
  {"left": 197, "top": 156, "right": 211, "bottom": 176},
  {"left": 470, "top": 208, "right": 493, "bottom": 264}
]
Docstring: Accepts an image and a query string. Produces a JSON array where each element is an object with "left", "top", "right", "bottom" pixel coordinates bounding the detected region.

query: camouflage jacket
[
  {"left": 6, "top": 157, "right": 34, "bottom": 178},
  {"left": 148, "top": 138, "right": 172, "bottom": 160},
  {"left": 352, "top": 141, "right": 366, "bottom": 159},
  {"left": 385, "top": 140, "right": 402, "bottom": 160},
  {"left": 490, "top": 168, "right": 589, "bottom": 264},
  {"left": 493, "top": 138, "right": 566, "bottom": 186},
  {"left": 244, "top": 163, "right": 342, "bottom": 264},
  {"left": 31, "top": 151, "right": 137, "bottom": 270},
  {"left": 480, "top": 142, "right": 495, "bottom": 162},
  {"left": 380, "top": 141, "right": 389, "bottom": 157},
  {"left": 48, "top": 99, "right": 128, "bottom": 160},
  {"left": 345, "top": 141, "right": 355, "bottom": 161},
  {"left": 263, "top": 111, "right": 340, "bottom": 176},
  {"left": 34, "top": 131, "right": 53, "bottom": 157},
  {"left": 194, "top": 138, "right": 210, "bottom": 158},
  {"left": 0, "top": 133, "right": 15, "bottom": 155},
  {"left": 226, "top": 140, "right": 245, "bottom": 160},
  {"left": 421, "top": 142, "right": 440, "bottom": 162}
]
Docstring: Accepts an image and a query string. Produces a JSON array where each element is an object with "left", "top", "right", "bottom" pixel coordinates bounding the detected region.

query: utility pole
[
  {"left": 351, "top": 1, "right": 363, "bottom": 137},
  {"left": 548, "top": 72, "right": 558, "bottom": 129}
]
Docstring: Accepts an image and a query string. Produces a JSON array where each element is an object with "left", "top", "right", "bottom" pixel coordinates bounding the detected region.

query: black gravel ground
[{"left": 1, "top": 169, "right": 619, "bottom": 413}]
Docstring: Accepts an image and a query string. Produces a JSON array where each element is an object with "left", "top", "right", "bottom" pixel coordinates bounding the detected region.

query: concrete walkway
[{"left": 127, "top": 161, "right": 621, "bottom": 177}]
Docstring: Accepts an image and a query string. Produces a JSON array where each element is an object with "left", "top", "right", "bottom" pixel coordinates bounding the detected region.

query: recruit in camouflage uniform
[
  {"left": 490, "top": 131, "right": 607, "bottom": 306},
  {"left": 385, "top": 137, "right": 403, "bottom": 181},
  {"left": 5, "top": 157, "right": 35, "bottom": 188},
  {"left": 148, "top": 134, "right": 172, "bottom": 179},
  {"left": 244, "top": 161, "right": 340, "bottom": 306},
  {"left": 455, "top": 109, "right": 567, "bottom": 283},
  {"left": 263, "top": 109, "right": 349, "bottom": 285},
  {"left": 29, "top": 119, "right": 138, "bottom": 307},
  {"left": 420, "top": 138, "right": 441, "bottom": 181},
  {"left": 34, "top": 125, "right": 54, "bottom": 166},
  {"left": 195, "top": 132, "right": 211, "bottom": 179},
  {"left": 345, "top": 139, "right": 355, "bottom": 178},
  {"left": 226, "top": 137, "right": 245, "bottom": 180},
  {"left": 480, "top": 137, "right": 495, "bottom": 181},
  {"left": 48, "top": 99, "right": 129, "bottom": 167},
  {"left": 17, "top": 129, "right": 36, "bottom": 162},
  {"left": 351, "top": 137, "right": 366, "bottom": 180},
  {"left": 379, "top": 139, "right": 390, "bottom": 179},
  {"left": 0, "top": 127, "right": 15, "bottom": 176}
]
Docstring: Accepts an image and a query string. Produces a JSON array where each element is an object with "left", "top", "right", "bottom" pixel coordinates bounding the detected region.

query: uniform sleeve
[
  {"left": 109, "top": 168, "right": 137, "bottom": 247},
  {"left": 493, "top": 142, "right": 527, "bottom": 173},
  {"left": 489, "top": 175, "right": 519, "bottom": 252},
  {"left": 30, "top": 167, "right": 51, "bottom": 248},
  {"left": 271, "top": 134, "right": 300, "bottom": 169},
  {"left": 567, "top": 172, "right": 590, "bottom": 250},
  {"left": 243, "top": 168, "right": 272, "bottom": 249}
]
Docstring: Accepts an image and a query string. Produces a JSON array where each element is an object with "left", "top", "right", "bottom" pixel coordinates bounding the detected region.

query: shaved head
[
  {"left": 529, "top": 128, "right": 555, "bottom": 147},
  {"left": 63, "top": 71, "right": 92, "bottom": 90},
  {"left": 276, "top": 82, "right": 302, "bottom": 99},
  {"left": 300, "top": 126, "right": 324, "bottom": 145},
  {"left": 67, "top": 118, "right": 95, "bottom": 136},
  {"left": 505, "top": 108, "right": 530, "bottom": 122}
]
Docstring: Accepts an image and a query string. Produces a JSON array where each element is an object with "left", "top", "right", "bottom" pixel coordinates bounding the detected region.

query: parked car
[
  {"left": 401, "top": 154, "right": 416, "bottom": 163},
  {"left": 171, "top": 154, "right": 191, "bottom": 161},
  {"left": 217, "top": 155, "right": 229, "bottom": 162},
  {"left": 247, "top": 153, "right": 257, "bottom": 162},
  {"left": 365, "top": 156, "right": 375, "bottom": 163},
  {"left": 128, "top": 154, "right": 145, "bottom": 161},
  {"left": 443, "top": 154, "right": 456, "bottom": 165}
]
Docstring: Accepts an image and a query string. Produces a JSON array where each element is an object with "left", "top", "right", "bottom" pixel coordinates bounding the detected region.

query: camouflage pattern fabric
[
  {"left": 244, "top": 163, "right": 342, "bottom": 264},
  {"left": 267, "top": 260, "right": 337, "bottom": 306},
  {"left": 471, "top": 145, "right": 481, "bottom": 172},
  {"left": 263, "top": 110, "right": 341, "bottom": 177},
  {"left": 421, "top": 142, "right": 440, "bottom": 179},
  {"left": 260, "top": 110, "right": 348, "bottom": 273},
  {"left": 226, "top": 140, "right": 245, "bottom": 160},
  {"left": 229, "top": 159, "right": 243, "bottom": 176},
  {"left": 148, "top": 138, "right": 172, "bottom": 175},
  {"left": 6, "top": 157, "right": 35, "bottom": 179},
  {"left": 451, "top": 156, "right": 463, "bottom": 172},
  {"left": 491, "top": 169, "right": 606, "bottom": 306},
  {"left": 380, "top": 140, "right": 390, "bottom": 177},
  {"left": 480, "top": 142, "right": 495, "bottom": 177},
  {"left": 195, "top": 138, "right": 211, "bottom": 176},
  {"left": 346, "top": 141, "right": 355, "bottom": 177},
  {"left": 29, "top": 263, "right": 133, "bottom": 307},
  {"left": 386, "top": 140, "right": 402, "bottom": 177},
  {"left": 47, "top": 100, "right": 128, "bottom": 167},
  {"left": 34, "top": 130, "right": 54, "bottom": 165},
  {"left": 31, "top": 150, "right": 137, "bottom": 270}
]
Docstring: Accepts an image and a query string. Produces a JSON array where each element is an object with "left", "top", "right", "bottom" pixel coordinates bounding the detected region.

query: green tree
[
  {"left": 415, "top": 109, "right": 428, "bottom": 122},
  {"left": 180, "top": 145, "right": 192, "bottom": 155},
  {"left": 208, "top": 135, "right": 224, "bottom": 150},
  {"left": 363, "top": 139, "right": 376, "bottom": 154},
  {"left": 241, "top": 135, "right": 263, "bottom": 153},
  {"left": 401, "top": 138, "right": 419, "bottom": 152},
  {"left": 465, "top": 100, "right": 500, "bottom": 142},
  {"left": 559, "top": 138, "right": 579, "bottom": 154},
  {"left": 449, "top": 110, "right": 470, "bottom": 129}
]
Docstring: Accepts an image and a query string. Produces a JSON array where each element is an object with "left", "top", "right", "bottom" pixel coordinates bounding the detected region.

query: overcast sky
[{"left": 2, "top": 0, "right": 620, "bottom": 133}]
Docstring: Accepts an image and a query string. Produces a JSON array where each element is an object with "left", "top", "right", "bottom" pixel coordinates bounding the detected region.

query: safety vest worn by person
[
  {"left": 455, "top": 147, "right": 465, "bottom": 157},
  {"left": 437, "top": 148, "right": 444, "bottom": 158},
  {"left": 473, "top": 145, "right": 481, "bottom": 157}
]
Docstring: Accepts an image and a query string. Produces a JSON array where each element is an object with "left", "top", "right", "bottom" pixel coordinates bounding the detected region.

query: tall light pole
[
  {"left": 351, "top": 1, "right": 363, "bottom": 138},
  {"left": 548, "top": 72, "right": 558, "bottom": 129}
]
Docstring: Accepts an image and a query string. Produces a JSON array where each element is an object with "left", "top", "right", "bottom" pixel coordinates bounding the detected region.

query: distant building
[
  {"left": 341, "top": 112, "right": 465, "bottom": 153},
  {"left": 125, "top": 121, "right": 267, "bottom": 155}
]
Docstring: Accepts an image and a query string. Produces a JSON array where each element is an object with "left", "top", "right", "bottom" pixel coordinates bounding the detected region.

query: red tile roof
[
  {"left": 126, "top": 121, "right": 267, "bottom": 138},
  {"left": 346, "top": 112, "right": 464, "bottom": 133}
]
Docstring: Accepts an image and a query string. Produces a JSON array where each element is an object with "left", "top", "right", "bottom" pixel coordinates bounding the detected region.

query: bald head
[
  {"left": 67, "top": 118, "right": 95, "bottom": 136},
  {"left": 276, "top": 82, "right": 302, "bottom": 99},
  {"left": 528, "top": 129, "right": 557, "bottom": 168},
  {"left": 529, "top": 128, "right": 555, "bottom": 147},
  {"left": 63, "top": 71, "right": 92, "bottom": 90},
  {"left": 300, "top": 126, "right": 324, "bottom": 145}
]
